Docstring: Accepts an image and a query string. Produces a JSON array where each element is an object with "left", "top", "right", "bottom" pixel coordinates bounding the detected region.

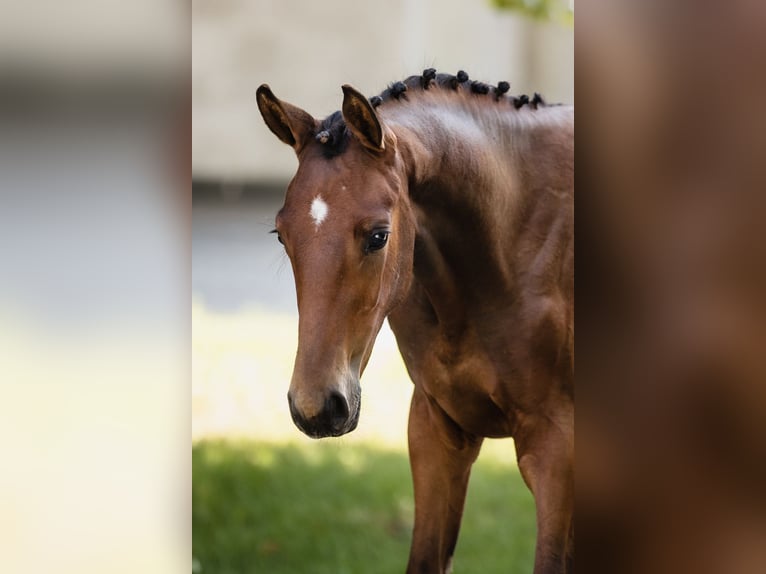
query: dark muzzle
[{"left": 287, "top": 389, "right": 360, "bottom": 438}]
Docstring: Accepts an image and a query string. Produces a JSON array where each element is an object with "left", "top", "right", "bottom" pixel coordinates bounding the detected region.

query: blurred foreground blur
[
  {"left": 577, "top": 1, "right": 766, "bottom": 572},
  {"left": 0, "top": 1, "right": 187, "bottom": 573}
]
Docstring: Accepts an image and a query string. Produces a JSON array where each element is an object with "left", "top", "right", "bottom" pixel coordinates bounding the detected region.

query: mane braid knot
[
  {"left": 316, "top": 130, "right": 330, "bottom": 144},
  {"left": 390, "top": 81, "right": 408, "bottom": 100},
  {"left": 421, "top": 68, "right": 436, "bottom": 89},
  {"left": 513, "top": 94, "right": 530, "bottom": 109},
  {"left": 495, "top": 81, "right": 510, "bottom": 101}
]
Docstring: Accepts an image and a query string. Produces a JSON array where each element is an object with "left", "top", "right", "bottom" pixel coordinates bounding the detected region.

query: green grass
[{"left": 193, "top": 440, "right": 535, "bottom": 574}]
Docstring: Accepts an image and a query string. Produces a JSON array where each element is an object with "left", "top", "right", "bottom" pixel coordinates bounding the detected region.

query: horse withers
[{"left": 256, "top": 70, "right": 573, "bottom": 574}]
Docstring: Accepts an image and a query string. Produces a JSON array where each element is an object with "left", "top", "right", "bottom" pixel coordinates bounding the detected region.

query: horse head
[{"left": 256, "top": 84, "right": 415, "bottom": 438}]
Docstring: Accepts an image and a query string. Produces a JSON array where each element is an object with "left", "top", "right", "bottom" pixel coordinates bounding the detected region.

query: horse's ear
[
  {"left": 256, "top": 84, "right": 315, "bottom": 151},
  {"left": 341, "top": 84, "right": 385, "bottom": 152}
]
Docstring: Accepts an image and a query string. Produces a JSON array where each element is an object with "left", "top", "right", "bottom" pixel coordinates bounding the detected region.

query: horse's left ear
[{"left": 341, "top": 84, "right": 385, "bottom": 152}]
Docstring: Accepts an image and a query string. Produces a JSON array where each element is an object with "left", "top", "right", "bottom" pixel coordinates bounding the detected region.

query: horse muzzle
[{"left": 287, "top": 383, "right": 361, "bottom": 438}]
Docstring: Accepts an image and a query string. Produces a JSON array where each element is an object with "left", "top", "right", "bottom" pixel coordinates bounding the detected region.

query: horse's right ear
[{"left": 256, "top": 85, "right": 316, "bottom": 152}]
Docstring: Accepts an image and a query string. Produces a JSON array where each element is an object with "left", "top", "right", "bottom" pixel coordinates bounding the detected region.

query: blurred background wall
[{"left": 192, "top": 0, "right": 573, "bottom": 184}]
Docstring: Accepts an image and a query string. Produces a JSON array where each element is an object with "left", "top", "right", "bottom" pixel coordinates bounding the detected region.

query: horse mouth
[{"left": 296, "top": 407, "right": 360, "bottom": 439}]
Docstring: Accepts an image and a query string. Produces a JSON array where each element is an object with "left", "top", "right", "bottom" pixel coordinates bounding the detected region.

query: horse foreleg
[
  {"left": 406, "top": 385, "right": 483, "bottom": 574},
  {"left": 516, "top": 410, "right": 574, "bottom": 574}
]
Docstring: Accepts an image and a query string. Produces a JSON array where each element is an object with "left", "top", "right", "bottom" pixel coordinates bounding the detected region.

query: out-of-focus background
[{"left": 192, "top": 0, "right": 572, "bottom": 572}]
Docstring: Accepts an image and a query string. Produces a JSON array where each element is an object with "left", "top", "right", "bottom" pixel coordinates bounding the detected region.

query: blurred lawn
[
  {"left": 192, "top": 440, "right": 535, "bottom": 574},
  {"left": 193, "top": 301, "right": 535, "bottom": 572}
]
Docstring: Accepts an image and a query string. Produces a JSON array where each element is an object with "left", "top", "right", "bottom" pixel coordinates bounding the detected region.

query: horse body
[{"left": 256, "top": 71, "right": 573, "bottom": 574}]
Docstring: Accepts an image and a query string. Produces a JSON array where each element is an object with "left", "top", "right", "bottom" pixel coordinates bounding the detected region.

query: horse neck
[
  {"left": 383, "top": 99, "right": 573, "bottom": 322},
  {"left": 385, "top": 97, "right": 571, "bottom": 222},
  {"left": 387, "top": 99, "right": 515, "bottom": 195}
]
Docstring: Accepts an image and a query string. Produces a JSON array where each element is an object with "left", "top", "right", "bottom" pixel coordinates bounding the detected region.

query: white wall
[{"left": 192, "top": 0, "right": 573, "bottom": 182}]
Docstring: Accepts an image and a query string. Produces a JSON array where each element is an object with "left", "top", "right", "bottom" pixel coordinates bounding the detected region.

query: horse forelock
[{"left": 315, "top": 111, "right": 350, "bottom": 158}]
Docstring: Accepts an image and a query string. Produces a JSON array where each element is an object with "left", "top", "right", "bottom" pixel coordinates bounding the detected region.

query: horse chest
[
  {"left": 394, "top": 326, "right": 517, "bottom": 438},
  {"left": 390, "top": 288, "right": 572, "bottom": 438}
]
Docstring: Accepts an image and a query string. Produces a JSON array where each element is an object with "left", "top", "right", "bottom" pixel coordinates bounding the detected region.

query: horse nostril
[{"left": 326, "top": 391, "right": 349, "bottom": 428}]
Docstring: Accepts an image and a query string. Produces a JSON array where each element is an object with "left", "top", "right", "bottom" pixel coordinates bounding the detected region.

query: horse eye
[
  {"left": 365, "top": 230, "right": 389, "bottom": 253},
  {"left": 270, "top": 229, "right": 284, "bottom": 245}
]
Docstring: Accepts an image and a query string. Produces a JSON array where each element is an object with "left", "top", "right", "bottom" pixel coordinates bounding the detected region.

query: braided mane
[{"left": 315, "top": 69, "right": 550, "bottom": 158}]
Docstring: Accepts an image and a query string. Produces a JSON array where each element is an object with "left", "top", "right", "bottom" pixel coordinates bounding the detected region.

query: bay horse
[{"left": 256, "top": 69, "right": 573, "bottom": 574}]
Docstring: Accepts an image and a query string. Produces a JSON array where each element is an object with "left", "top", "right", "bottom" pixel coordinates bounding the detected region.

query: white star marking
[{"left": 310, "top": 195, "right": 329, "bottom": 229}]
